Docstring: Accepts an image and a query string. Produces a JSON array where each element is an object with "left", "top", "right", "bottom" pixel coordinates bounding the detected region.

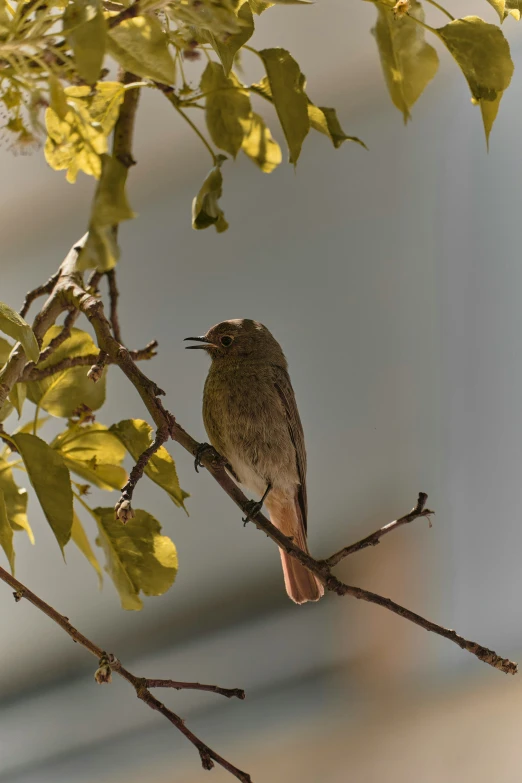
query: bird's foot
[
  {"left": 242, "top": 499, "right": 264, "bottom": 526},
  {"left": 242, "top": 483, "right": 272, "bottom": 526},
  {"left": 194, "top": 442, "right": 220, "bottom": 472}
]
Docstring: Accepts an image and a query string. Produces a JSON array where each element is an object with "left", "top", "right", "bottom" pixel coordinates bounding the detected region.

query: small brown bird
[{"left": 185, "top": 319, "right": 324, "bottom": 604}]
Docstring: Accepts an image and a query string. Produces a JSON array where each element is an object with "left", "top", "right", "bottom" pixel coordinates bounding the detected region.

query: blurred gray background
[{"left": 2, "top": 0, "right": 522, "bottom": 780}]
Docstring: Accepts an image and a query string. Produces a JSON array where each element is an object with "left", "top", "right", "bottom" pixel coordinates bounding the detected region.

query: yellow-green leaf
[
  {"left": 49, "top": 76, "right": 69, "bottom": 120},
  {"left": 505, "top": 0, "right": 522, "bottom": 19},
  {"left": 210, "top": 1, "right": 254, "bottom": 76},
  {"left": 0, "top": 460, "right": 32, "bottom": 543},
  {"left": 0, "top": 302, "right": 39, "bottom": 363},
  {"left": 71, "top": 511, "right": 102, "bottom": 585},
  {"left": 26, "top": 326, "right": 106, "bottom": 417},
  {"left": 8, "top": 383, "right": 26, "bottom": 418},
  {"left": 53, "top": 422, "right": 127, "bottom": 491},
  {"left": 248, "top": 0, "right": 273, "bottom": 13},
  {"left": 63, "top": 0, "right": 107, "bottom": 84},
  {"left": 258, "top": 48, "right": 309, "bottom": 164},
  {"left": 45, "top": 82, "right": 123, "bottom": 183},
  {"left": 0, "top": 487, "right": 14, "bottom": 573},
  {"left": 0, "top": 336, "right": 13, "bottom": 366},
  {"left": 480, "top": 92, "right": 502, "bottom": 148},
  {"left": 241, "top": 112, "right": 281, "bottom": 172},
  {"left": 202, "top": 62, "right": 252, "bottom": 157},
  {"left": 13, "top": 433, "right": 73, "bottom": 552},
  {"left": 110, "top": 419, "right": 187, "bottom": 508},
  {"left": 485, "top": 0, "right": 506, "bottom": 22},
  {"left": 192, "top": 162, "right": 229, "bottom": 233},
  {"left": 94, "top": 507, "right": 178, "bottom": 610},
  {"left": 78, "top": 154, "right": 136, "bottom": 271},
  {"left": 108, "top": 15, "right": 176, "bottom": 84},
  {"left": 308, "top": 105, "right": 367, "bottom": 150},
  {"left": 437, "top": 17, "right": 513, "bottom": 139},
  {"left": 372, "top": 0, "right": 439, "bottom": 123}
]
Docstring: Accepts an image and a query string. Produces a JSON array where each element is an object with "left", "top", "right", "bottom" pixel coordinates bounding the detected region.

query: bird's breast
[{"left": 202, "top": 362, "right": 298, "bottom": 494}]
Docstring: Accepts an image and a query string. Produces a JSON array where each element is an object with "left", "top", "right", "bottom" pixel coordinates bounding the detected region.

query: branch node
[
  {"left": 13, "top": 589, "right": 24, "bottom": 602},
  {"left": 94, "top": 652, "right": 113, "bottom": 684},
  {"left": 87, "top": 350, "right": 108, "bottom": 383},
  {"left": 115, "top": 498, "right": 135, "bottom": 524}
]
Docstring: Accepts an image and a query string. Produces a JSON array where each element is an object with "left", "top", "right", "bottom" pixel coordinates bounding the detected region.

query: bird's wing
[{"left": 273, "top": 366, "right": 308, "bottom": 531}]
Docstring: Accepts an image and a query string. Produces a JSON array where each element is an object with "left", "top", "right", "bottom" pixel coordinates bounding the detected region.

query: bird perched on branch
[{"left": 185, "top": 319, "right": 324, "bottom": 604}]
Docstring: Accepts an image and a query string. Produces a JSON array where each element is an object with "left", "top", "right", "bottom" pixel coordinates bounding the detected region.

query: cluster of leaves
[
  {"left": 0, "top": 0, "right": 365, "bottom": 262},
  {"left": 0, "top": 301, "right": 187, "bottom": 610},
  {"left": 372, "top": 0, "right": 515, "bottom": 145}
]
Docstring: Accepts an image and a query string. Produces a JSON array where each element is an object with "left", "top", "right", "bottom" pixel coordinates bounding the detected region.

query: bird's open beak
[{"left": 184, "top": 336, "right": 213, "bottom": 349}]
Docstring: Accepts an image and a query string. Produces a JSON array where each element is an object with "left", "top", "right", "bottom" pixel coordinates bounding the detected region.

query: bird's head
[{"left": 185, "top": 319, "right": 287, "bottom": 366}]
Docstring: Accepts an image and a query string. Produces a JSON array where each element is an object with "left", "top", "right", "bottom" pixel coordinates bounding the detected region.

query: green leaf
[
  {"left": 94, "top": 507, "right": 178, "bottom": 610},
  {"left": 71, "top": 511, "right": 102, "bottom": 585},
  {"left": 308, "top": 104, "right": 367, "bottom": 150},
  {"left": 49, "top": 76, "right": 69, "bottom": 120},
  {"left": 372, "top": 1, "right": 439, "bottom": 123},
  {"left": 248, "top": 0, "right": 273, "bottom": 13},
  {"left": 505, "top": 0, "right": 522, "bottom": 19},
  {"left": 0, "top": 302, "right": 39, "bottom": 363},
  {"left": 436, "top": 17, "right": 513, "bottom": 139},
  {"left": 108, "top": 15, "right": 176, "bottom": 84},
  {"left": 258, "top": 48, "right": 309, "bottom": 164},
  {"left": 241, "top": 112, "right": 281, "bottom": 172},
  {"left": 0, "top": 460, "right": 32, "bottom": 543},
  {"left": 0, "top": 401, "right": 12, "bottom": 422},
  {"left": 210, "top": 1, "right": 254, "bottom": 76},
  {"left": 202, "top": 62, "right": 252, "bottom": 157},
  {"left": 192, "top": 163, "right": 229, "bottom": 233},
  {"left": 78, "top": 154, "right": 136, "bottom": 271},
  {"left": 45, "top": 82, "right": 124, "bottom": 184},
  {"left": 53, "top": 422, "right": 127, "bottom": 490},
  {"left": 0, "top": 488, "right": 14, "bottom": 573},
  {"left": 63, "top": 0, "right": 107, "bottom": 84},
  {"left": 13, "top": 433, "right": 73, "bottom": 553},
  {"left": 110, "top": 419, "right": 187, "bottom": 508},
  {"left": 485, "top": 0, "right": 506, "bottom": 22},
  {"left": 26, "top": 327, "right": 106, "bottom": 417},
  {"left": 480, "top": 92, "right": 502, "bottom": 149},
  {"left": 8, "top": 383, "right": 26, "bottom": 418},
  {"left": 0, "top": 336, "right": 13, "bottom": 366},
  {"left": 372, "top": 0, "right": 439, "bottom": 123}
]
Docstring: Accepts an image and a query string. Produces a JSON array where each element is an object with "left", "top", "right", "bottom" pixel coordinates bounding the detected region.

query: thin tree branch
[
  {"left": 106, "top": 269, "right": 123, "bottom": 344},
  {"left": 142, "top": 679, "right": 245, "bottom": 699},
  {"left": 0, "top": 564, "right": 250, "bottom": 783},
  {"left": 115, "top": 424, "right": 169, "bottom": 522},
  {"left": 324, "top": 491, "right": 433, "bottom": 566},
  {"left": 19, "top": 270, "right": 60, "bottom": 318},
  {"left": 20, "top": 341, "right": 158, "bottom": 382}
]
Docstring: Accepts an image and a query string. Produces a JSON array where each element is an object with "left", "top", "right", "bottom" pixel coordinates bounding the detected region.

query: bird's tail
[{"left": 266, "top": 494, "right": 324, "bottom": 605}]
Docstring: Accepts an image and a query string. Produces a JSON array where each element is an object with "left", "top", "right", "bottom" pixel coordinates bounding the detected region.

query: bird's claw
[
  {"left": 194, "top": 443, "right": 216, "bottom": 472},
  {"left": 242, "top": 499, "right": 263, "bottom": 526}
]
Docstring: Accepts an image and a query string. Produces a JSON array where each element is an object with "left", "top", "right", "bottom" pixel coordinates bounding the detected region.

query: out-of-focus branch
[{"left": 0, "top": 564, "right": 250, "bottom": 783}]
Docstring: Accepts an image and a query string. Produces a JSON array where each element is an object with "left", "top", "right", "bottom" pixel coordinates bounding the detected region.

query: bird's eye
[{"left": 220, "top": 335, "right": 234, "bottom": 347}]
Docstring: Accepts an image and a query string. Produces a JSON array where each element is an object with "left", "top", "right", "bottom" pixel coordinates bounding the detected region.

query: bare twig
[
  {"left": 19, "top": 270, "right": 60, "bottom": 318},
  {"left": 38, "top": 308, "right": 79, "bottom": 360},
  {"left": 324, "top": 491, "right": 433, "bottom": 566},
  {"left": 21, "top": 341, "right": 158, "bottom": 382},
  {"left": 106, "top": 270, "right": 122, "bottom": 344},
  {"left": 0, "top": 565, "right": 250, "bottom": 783},
  {"left": 115, "top": 424, "right": 169, "bottom": 522}
]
